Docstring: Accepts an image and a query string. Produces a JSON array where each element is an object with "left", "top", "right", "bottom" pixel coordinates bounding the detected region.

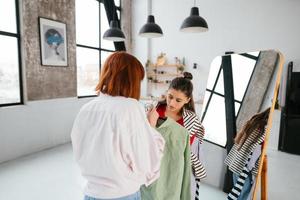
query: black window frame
[
  {"left": 0, "top": 0, "right": 23, "bottom": 107},
  {"left": 76, "top": 0, "right": 124, "bottom": 98},
  {"left": 200, "top": 52, "right": 260, "bottom": 148}
]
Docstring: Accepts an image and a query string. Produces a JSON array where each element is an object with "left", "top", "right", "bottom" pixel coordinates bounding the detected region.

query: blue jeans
[
  {"left": 233, "top": 173, "right": 254, "bottom": 200},
  {"left": 84, "top": 191, "right": 141, "bottom": 200}
]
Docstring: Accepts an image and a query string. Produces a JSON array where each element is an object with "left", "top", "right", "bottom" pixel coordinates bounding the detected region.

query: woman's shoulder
[
  {"left": 182, "top": 109, "right": 204, "bottom": 131},
  {"left": 98, "top": 94, "right": 140, "bottom": 105},
  {"left": 183, "top": 109, "right": 199, "bottom": 119},
  {"left": 80, "top": 95, "right": 142, "bottom": 113},
  {"left": 113, "top": 97, "right": 144, "bottom": 114},
  {"left": 120, "top": 96, "right": 140, "bottom": 106}
]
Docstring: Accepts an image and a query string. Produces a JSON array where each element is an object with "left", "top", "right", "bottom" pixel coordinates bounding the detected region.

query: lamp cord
[
  {"left": 113, "top": 1, "right": 115, "bottom": 21},
  {"left": 148, "top": 0, "right": 152, "bottom": 15}
]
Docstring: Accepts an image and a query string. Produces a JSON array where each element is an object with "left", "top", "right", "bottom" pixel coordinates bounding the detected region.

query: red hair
[{"left": 95, "top": 51, "right": 145, "bottom": 100}]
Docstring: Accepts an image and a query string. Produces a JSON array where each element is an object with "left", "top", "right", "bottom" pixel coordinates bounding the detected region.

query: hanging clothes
[
  {"left": 157, "top": 104, "right": 206, "bottom": 200},
  {"left": 182, "top": 109, "right": 207, "bottom": 200},
  {"left": 140, "top": 118, "right": 191, "bottom": 200}
]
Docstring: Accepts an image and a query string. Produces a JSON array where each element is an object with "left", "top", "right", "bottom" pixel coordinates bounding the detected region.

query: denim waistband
[{"left": 84, "top": 190, "right": 141, "bottom": 200}]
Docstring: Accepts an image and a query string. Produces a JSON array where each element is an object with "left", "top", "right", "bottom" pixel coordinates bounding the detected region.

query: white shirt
[{"left": 71, "top": 93, "right": 165, "bottom": 198}]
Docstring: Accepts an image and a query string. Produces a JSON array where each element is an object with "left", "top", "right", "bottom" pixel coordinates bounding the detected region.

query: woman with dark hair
[
  {"left": 156, "top": 72, "right": 207, "bottom": 200},
  {"left": 71, "top": 52, "right": 165, "bottom": 200},
  {"left": 225, "top": 107, "right": 271, "bottom": 200}
]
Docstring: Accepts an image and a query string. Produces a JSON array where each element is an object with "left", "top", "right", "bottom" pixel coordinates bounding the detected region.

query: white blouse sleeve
[{"left": 119, "top": 101, "right": 165, "bottom": 186}]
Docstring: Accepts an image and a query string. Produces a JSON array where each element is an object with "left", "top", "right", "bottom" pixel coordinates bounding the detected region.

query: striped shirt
[
  {"left": 183, "top": 109, "right": 207, "bottom": 179},
  {"left": 227, "top": 151, "right": 254, "bottom": 200},
  {"left": 183, "top": 109, "right": 205, "bottom": 143},
  {"left": 224, "top": 127, "right": 266, "bottom": 176},
  {"left": 183, "top": 109, "right": 206, "bottom": 200}
]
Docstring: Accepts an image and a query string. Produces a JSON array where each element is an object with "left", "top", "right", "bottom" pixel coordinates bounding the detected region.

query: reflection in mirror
[
  {"left": 200, "top": 50, "right": 281, "bottom": 200},
  {"left": 201, "top": 51, "right": 276, "bottom": 147},
  {"left": 201, "top": 51, "right": 266, "bottom": 147}
]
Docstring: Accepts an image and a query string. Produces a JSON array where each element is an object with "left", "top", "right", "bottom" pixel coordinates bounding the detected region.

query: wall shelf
[
  {"left": 147, "top": 81, "right": 169, "bottom": 85},
  {"left": 147, "top": 63, "right": 184, "bottom": 68},
  {"left": 146, "top": 57, "right": 185, "bottom": 98},
  {"left": 147, "top": 73, "right": 182, "bottom": 77}
]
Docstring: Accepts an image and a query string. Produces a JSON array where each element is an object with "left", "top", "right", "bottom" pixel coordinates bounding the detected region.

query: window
[
  {"left": 76, "top": 0, "right": 121, "bottom": 97},
  {"left": 0, "top": 0, "right": 23, "bottom": 106},
  {"left": 201, "top": 52, "right": 259, "bottom": 147}
]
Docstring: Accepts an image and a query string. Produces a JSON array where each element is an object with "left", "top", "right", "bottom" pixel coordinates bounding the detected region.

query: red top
[{"left": 156, "top": 104, "right": 196, "bottom": 144}]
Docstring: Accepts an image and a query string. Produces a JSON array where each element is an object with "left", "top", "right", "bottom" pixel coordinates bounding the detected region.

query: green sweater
[{"left": 141, "top": 118, "right": 191, "bottom": 200}]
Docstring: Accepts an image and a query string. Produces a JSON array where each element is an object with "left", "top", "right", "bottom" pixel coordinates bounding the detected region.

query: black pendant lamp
[
  {"left": 180, "top": 7, "right": 208, "bottom": 33},
  {"left": 139, "top": 15, "right": 163, "bottom": 38},
  {"left": 103, "top": 20, "right": 125, "bottom": 42}
]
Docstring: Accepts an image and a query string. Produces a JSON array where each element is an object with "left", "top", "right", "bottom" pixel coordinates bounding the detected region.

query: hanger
[
  {"left": 156, "top": 104, "right": 167, "bottom": 127},
  {"left": 159, "top": 116, "right": 167, "bottom": 121}
]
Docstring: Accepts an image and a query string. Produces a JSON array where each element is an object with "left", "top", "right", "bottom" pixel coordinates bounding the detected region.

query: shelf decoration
[
  {"left": 146, "top": 53, "right": 186, "bottom": 98},
  {"left": 156, "top": 53, "right": 167, "bottom": 66}
]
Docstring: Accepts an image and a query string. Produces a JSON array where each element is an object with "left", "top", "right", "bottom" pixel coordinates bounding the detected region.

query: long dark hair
[
  {"left": 235, "top": 107, "right": 271, "bottom": 148},
  {"left": 168, "top": 72, "right": 195, "bottom": 112}
]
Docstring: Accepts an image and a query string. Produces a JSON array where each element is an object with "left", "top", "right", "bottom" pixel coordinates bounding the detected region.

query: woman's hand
[{"left": 147, "top": 107, "right": 159, "bottom": 127}]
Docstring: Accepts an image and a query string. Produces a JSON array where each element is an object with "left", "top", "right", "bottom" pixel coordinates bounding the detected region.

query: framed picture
[{"left": 39, "top": 17, "right": 68, "bottom": 66}]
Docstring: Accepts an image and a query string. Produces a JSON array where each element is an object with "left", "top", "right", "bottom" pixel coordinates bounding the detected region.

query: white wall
[
  {"left": 201, "top": 142, "right": 227, "bottom": 188},
  {"left": 0, "top": 98, "right": 91, "bottom": 163},
  {"left": 133, "top": 0, "right": 300, "bottom": 97},
  {"left": 131, "top": 0, "right": 149, "bottom": 97},
  {"left": 132, "top": 0, "right": 300, "bottom": 188}
]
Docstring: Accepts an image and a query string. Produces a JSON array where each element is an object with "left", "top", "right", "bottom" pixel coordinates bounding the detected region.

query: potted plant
[{"left": 178, "top": 65, "right": 185, "bottom": 74}]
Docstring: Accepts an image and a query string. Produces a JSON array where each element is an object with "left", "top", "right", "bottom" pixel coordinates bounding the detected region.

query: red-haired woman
[{"left": 71, "top": 52, "right": 165, "bottom": 200}]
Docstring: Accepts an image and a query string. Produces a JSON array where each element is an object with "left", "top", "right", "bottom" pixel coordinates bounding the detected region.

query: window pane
[
  {"left": 207, "top": 56, "right": 221, "bottom": 90},
  {"left": 203, "top": 94, "right": 227, "bottom": 147},
  {"left": 200, "top": 91, "right": 211, "bottom": 119},
  {"left": 115, "top": 0, "right": 120, "bottom": 7},
  {"left": 235, "top": 102, "right": 241, "bottom": 116},
  {"left": 0, "top": 0, "right": 17, "bottom": 33},
  {"left": 0, "top": 36, "right": 20, "bottom": 104},
  {"left": 76, "top": 47, "right": 99, "bottom": 96},
  {"left": 117, "top": 10, "right": 120, "bottom": 20},
  {"left": 231, "top": 54, "right": 256, "bottom": 101},
  {"left": 101, "top": 51, "right": 113, "bottom": 66},
  {"left": 215, "top": 69, "right": 224, "bottom": 95},
  {"left": 247, "top": 51, "right": 260, "bottom": 57},
  {"left": 101, "top": 3, "right": 115, "bottom": 50},
  {"left": 76, "top": 0, "right": 99, "bottom": 47}
]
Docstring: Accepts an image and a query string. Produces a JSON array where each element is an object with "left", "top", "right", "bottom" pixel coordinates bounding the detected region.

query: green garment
[{"left": 141, "top": 118, "right": 191, "bottom": 200}]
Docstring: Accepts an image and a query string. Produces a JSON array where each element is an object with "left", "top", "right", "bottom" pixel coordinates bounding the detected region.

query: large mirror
[{"left": 198, "top": 50, "right": 283, "bottom": 199}]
